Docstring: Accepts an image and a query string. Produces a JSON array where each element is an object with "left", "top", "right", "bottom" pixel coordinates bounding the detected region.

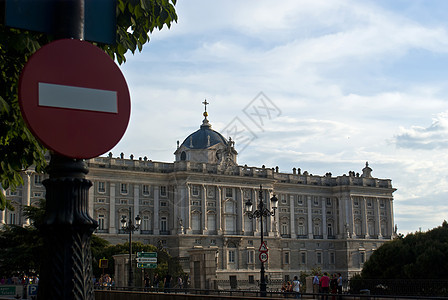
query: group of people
[
  {"left": 143, "top": 273, "right": 185, "bottom": 291},
  {"left": 313, "top": 272, "right": 343, "bottom": 299},
  {"left": 281, "top": 275, "right": 302, "bottom": 298},
  {"left": 0, "top": 275, "right": 39, "bottom": 285}
]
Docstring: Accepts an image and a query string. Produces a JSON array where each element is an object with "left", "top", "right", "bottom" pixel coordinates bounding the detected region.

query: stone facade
[{"left": 1, "top": 113, "right": 396, "bottom": 281}]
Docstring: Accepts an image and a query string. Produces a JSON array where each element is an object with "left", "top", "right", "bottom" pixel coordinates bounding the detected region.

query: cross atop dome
[{"left": 202, "top": 99, "right": 209, "bottom": 118}]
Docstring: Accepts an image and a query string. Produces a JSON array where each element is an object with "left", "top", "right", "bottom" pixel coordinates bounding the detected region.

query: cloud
[{"left": 394, "top": 111, "right": 448, "bottom": 150}]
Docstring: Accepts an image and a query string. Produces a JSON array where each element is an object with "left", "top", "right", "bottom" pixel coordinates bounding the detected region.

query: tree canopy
[
  {"left": 361, "top": 221, "right": 448, "bottom": 279},
  {"left": 0, "top": 0, "right": 177, "bottom": 210}
]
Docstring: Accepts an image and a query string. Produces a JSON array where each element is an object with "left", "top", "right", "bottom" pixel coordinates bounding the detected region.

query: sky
[{"left": 110, "top": 0, "right": 448, "bottom": 235}]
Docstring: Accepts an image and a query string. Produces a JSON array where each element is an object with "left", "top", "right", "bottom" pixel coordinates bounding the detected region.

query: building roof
[{"left": 180, "top": 116, "right": 228, "bottom": 149}]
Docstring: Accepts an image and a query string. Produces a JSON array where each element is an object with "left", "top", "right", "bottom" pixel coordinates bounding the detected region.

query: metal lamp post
[
  {"left": 121, "top": 207, "right": 141, "bottom": 287},
  {"left": 245, "top": 185, "right": 278, "bottom": 297}
]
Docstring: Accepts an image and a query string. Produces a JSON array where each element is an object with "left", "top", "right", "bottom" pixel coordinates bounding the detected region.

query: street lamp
[
  {"left": 245, "top": 185, "right": 278, "bottom": 297},
  {"left": 121, "top": 207, "right": 141, "bottom": 287}
]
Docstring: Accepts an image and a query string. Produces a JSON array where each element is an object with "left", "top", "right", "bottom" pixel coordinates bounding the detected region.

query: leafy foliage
[
  {"left": 361, "top": 221, "right": 448, "bottom": 279},
  {"left": 0, "top": 0, "right": 177, "bottom": 210}
]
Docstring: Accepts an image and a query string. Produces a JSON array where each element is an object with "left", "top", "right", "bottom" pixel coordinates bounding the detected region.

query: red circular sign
[
  {"left": 259, "top": 252, "right": 268, "bottom": 263},
  {"left": 19, "top": 39, "right": 131, "bottom": 159}
]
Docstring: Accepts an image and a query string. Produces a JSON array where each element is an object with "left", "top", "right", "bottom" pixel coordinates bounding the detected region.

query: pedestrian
[
  {"left": 330, "top": 274, "right": 338, "bottom": 300},
  {"left": 144, "top": 274, "right": 150, "bottom": 291},
  {"left": 313, "top": 273, "right": 320, "bottom": 298},
  {"left": 337, "top": 273, "right": 343, "bottom": 298},
  {"left": 281, "top": 281, "right": 288, "bottom": 298},
  {"left": 177, "top": 276, "right": 183, "bottom": 289},
  {"left": 164, "top": 273, "right": 172, "bottom": 293},
  {"left": 292, "top": 275, "right": 301, "bottom": 299},
  {"left": 153, "top": 273, "right": 159, "bottom": 289},
  {"left": 320, "top": 272, "right": 330, "bottom": 300}
]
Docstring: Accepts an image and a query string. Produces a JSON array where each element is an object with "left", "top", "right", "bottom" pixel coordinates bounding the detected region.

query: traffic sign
[
  {"left": 137, "top": 263, "right": 157, "bottom": 269},
  {"left": 137, "top": 252, "right": 157, "bottom": 258},
  {"left": 259, "top": 252, "right": 268, "bottom": 263},
  {"left": 137, "top": 257, "right": 157, "bottom": 263},
  {"left": 99, "top": 258, "right": 108, "bottom": 268},
  {"left": 259, "top": 241, "right": 269, "bottom": 253},
  {"left": 19, "top": 39, "right": 131, "bottom": 159}
]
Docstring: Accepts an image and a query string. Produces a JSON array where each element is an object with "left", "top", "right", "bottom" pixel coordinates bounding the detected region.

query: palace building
[{"left": 1, "top": 107, "right": 396, "bottom": 283}]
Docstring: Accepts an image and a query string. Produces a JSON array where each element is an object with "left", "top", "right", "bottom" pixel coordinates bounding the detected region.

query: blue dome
[{"left": 181, "top": 119, "right": 228, "bottom": 149}]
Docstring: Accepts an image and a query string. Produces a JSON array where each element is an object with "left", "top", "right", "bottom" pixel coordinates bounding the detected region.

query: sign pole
[{"left": 37, "top": 1, "right": 97, "bottom": 299}]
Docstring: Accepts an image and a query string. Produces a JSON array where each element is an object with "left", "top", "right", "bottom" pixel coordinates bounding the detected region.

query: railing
[{"left": 94, "top": 285, "right": 448, "bottom": 299}]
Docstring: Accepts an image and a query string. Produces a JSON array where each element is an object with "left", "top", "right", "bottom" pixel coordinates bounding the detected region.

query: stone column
[
  {"left": 375, "top": 198, "right": 381, "bottom": 238},
  {"left": 347, "top": 195, "right": 354, "bottom": 237},
  {"left": 202, "top": 185, "right": 207, "bottom": 233},
  {"left": 388, "top": 198, "right": 394, "bottom": 237},
  {"left": 88, "top": 183, "right": 94, "bottom": 219},
  {"left": 154, "top": 186, "right": 160, "bottom": 234},
  {"left": 289, "top": 195, "right": 295, "bottom": 237},
  {"left": 109, "top": 183, "right": 116, "bottom": 234},
  {"left": 22, "top": 172, "right": 32, "bottom": 225},
  {"left": 0, "top": 187, "right": 5, "bottom": 224},
  {"left": 217, "top": 186, "right": 222, "bottom": 234},
  {"left": 337, "top": 197, "right": 344, "bottom": 238},
  {"left": 307, "top": 196, "right": 313, "bottom": 239},
  {"left": 237, "top": 187, "right": 243, "bottom": 234},
  {"left": 185, "top": 184, "right": 191, "bottom": 234},
  {"left": 362, "top": 197, "right": 368, "bottom": 238},
  {"left": 322, "top": 197, "right": 327, "bottom": 239},
  {"left": 134, "top": 184, "right": 140, "bottom": 235}
]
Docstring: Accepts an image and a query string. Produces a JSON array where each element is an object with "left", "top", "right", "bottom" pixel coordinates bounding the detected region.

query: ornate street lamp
[
  {"left": 245, "top": 185, "right": 278, "bottom": 297},
  {"left": 121, "top": 207, "right": 141, "bottom": 287}
]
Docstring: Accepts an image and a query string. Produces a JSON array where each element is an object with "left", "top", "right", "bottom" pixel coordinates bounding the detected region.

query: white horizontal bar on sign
[{"left": 38, "top": 82, "right": 118, "bottom": 113}]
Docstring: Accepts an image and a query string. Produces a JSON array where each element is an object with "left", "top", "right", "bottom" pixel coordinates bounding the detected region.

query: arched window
[{"left": 180, "top": 151, "right": 186, "bottom": 161}]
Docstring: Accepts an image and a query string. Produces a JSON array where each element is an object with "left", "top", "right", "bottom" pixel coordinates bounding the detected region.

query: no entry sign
[{"left": 19, "top": 39, "right": 131, "bottom": 159}]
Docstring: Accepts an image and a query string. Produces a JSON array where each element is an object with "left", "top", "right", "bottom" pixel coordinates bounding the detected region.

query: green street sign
[
  {"left": 0, "top": 286, "right": 16, "bottom": 296},
  {"left": 137, "top": 262, "right": 157, "bottom": 269},
  {"left": 137, "top": 252, "right": 157, "bottom": 258}
]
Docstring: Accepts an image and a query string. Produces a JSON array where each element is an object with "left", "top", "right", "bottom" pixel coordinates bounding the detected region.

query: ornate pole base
[{"left": 38, "top": 155, "right": 97, "bottom": 300}]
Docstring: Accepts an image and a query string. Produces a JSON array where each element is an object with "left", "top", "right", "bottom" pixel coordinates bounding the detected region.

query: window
[
  {"left": 192, "top": 201, "right": 200, "bottom": 206},
  {"left": 98, "top": 214, "right": 105, "bottom": 230},
  {"left": 313, "top": 222, "right": 321, "bottom": 235},
  {"left": 97, "top": 198, "right": 105, "bottom": 203},
  {"left": 228, "top": 250, "right": 235, "bottom": 263},
  {"left": 180, "top": 151, "right": 186, "bottom": 161},
  {"left": 284, "top": 252, "right": 290, "bottom": 264},
  {"left": 298, "top": 222, "right": 305, "bottom": 235},
  {"left": 353, "top": 199, "right": 359, "bottom": 207},
  {"left": 33, "top": 192, "right": 42, "bottom": 197},
  {"left": 367, "top": 201, "right": 372, "bottom": 208},
  {"left": 160, "top": 201, "right": 167, "bottom": 207},
  {"left": 300, "top": 252, "right": 306, "bottom": 264},
  {"left": 226, "top": 188, "right": 233, "bottom": 198},
  {"left": 380, "top": 200, "right": 385, "bottom": 208},
  {"left": 313, "top": 197, "right": 319, "bottom": 206},
  {"left": 326, "top": 198, "right": 332, "bottom": 206},
  {"left": 327, "top": 223, "right": 333, "bottom": 236},
  {"left": 317, "top": 252, "right": 322, "bottom": 264},
  {"left": 281, "top": 223, "right": 289, "bottom": 235},
  {"left": 281, "top": 194, "right": 286, "bottom": 204},
  {"left": 192, "top": 185, "right": 199, "bottom": 196},
  {"left": 330, "top": 252, "right": 335, "bottom": 264},
  {"left": 142, "top": 216, "right": 150, "bottom": 230},
  {"left": 142, "top": 184, "right": 150, "bottom": 196},
  {"left": 381, "top": 223, "right": 386, "bottom": 236},
  {"left": 120, "top": 183, "right": 128, "bottom": 194},
  {"left": 248, "top": 275, "right": 254, "bottom": 284},
  {"left": 355, "top": 222, "right": 362, "bottom": 236},
  {"left": 360, "top": 252, "right": 365, "bottom": 264},
  {"left": 8, "top": 212, "right": 16, "bottom": 225},
  {"left": 192, "top": 213, "right": 201, "bottom": 231},
  {"left": 225, "top": 216, "right": 235, "bottom": 232},
  {"left": 160, "top": 217, "right": 167, "bottom": 232},
  {"left": 34, "top": 174, "right": 42, "bottom": 185},
  {"left": 207, "top": 214, "right": 216, "bottom": 231},
  {"left": 297, "top": 196, "right": 303, "bottom": 205},
  {"left": 194, "top": 239, "right": 201, "bottom": 244},
  {"left": 8, "top": 190, "right": 18, "bottom": 196},
  {"left": 160, "top": 186, "right": 167, "bottom": 197},
  {"left": 210, "top": 239, "right": 216, "bottom": 245},
  {"left": 120, "top": 199, "right": 127, "bottom": 205},
  {"left": 98, "top": 182, "right": 106, "bottom": 193},
  {"left": 368, "top": 222, "right": 375, "bottom": 236},
  {"left": 247, "top": 250, "right": 255, "bottom": 264},
  {"left": 248, "top": 240, "right": 253, "bottom": 246}
]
